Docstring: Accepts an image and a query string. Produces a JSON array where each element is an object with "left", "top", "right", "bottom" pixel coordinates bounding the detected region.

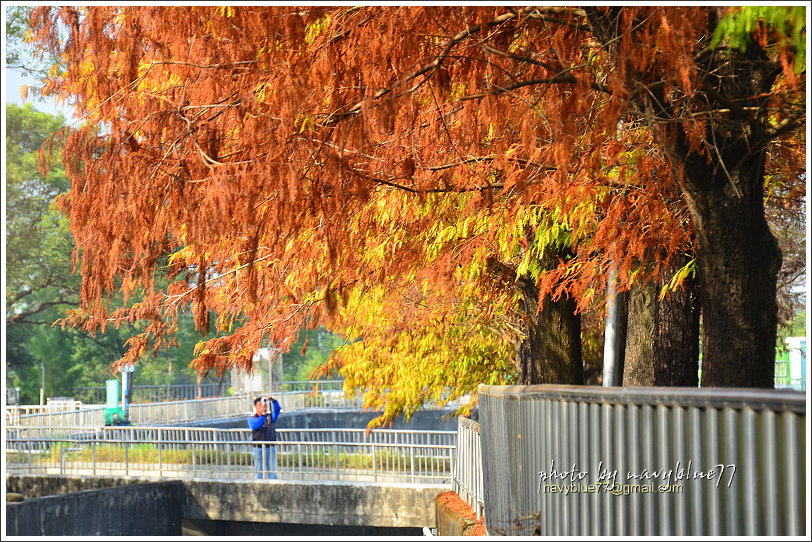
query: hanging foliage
[{"left": 29, "top": 6, "right": 805, "bottom": 420}]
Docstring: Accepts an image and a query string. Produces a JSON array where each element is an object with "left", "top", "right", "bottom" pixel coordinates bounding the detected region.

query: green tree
[
  {"left": 6, "top": 104, "right": 74, "bottom": 324},
  {"left": 4, "top": 104, "right": 222, "bottom": 403},
  {"left": 6, "top": 103, "right": 78, "bottom": 401},
  {"left": 282, "top": 327, "right": 345, "bottom": 382}
]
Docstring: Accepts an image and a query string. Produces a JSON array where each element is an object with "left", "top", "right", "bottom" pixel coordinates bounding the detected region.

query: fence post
[
  {"left": 372, "top": 443, "right": 377, "bottom": 482},
  {"left": 410, "top": 445, "right": 416, "bottom": 484},
  {"left": 297, "top": 443, "right": 302, "bottom": 476}
]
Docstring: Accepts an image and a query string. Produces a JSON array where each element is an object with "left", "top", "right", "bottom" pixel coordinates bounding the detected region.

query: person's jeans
[{"left": 252, "top": 444, "right": 277, "bottom": 479}]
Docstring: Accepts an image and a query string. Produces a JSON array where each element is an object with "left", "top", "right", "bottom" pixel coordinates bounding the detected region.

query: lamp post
[
  {"left": 39, "top": 362, "right": 45, "bottom": 406},
  {"left": 602, "top": 261, "right": 627, "bottom": 386}
]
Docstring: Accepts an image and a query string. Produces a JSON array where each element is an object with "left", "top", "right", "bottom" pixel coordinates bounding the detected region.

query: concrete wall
[
  {"left": 5, "top": 480, "right": 183, "bottom": 536},
  {"left": 6, "top": 475, "right": 442, "bottom": 531},
  {"left": 183, "top": 479, "right": 441, "bottom": 527},
  {"left": 7, "top": 474, "right": 146, "bottom": 497}
]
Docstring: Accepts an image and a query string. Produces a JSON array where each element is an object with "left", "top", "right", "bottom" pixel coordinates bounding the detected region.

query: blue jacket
[{"left": 248, "top": 399, "right": 281, "bottom": 443}]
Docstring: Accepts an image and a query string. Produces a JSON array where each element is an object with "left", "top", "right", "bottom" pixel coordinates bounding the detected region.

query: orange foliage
[{"left": 28, "top": 6, "right": 804, "bottom": 400}]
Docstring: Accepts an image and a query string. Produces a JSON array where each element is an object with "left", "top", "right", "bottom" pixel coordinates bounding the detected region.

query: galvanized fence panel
[
  {"left": 452, "top": 416, "right": 484, "bottom": 518},
  {"left": 478, "top": 385, "right": 806, "bottom": 537}
]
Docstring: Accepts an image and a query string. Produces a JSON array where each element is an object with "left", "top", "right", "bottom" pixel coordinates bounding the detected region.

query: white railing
[
  {"left": 6, "top": 404, "right": 88, "bottom": 426},
  {"left": 67, "top": 380, "right": 347, "bottom": 404},
  {"left": 127, "top": 395, "right": 250, "bottom": 425},
  {"left": 5, "top": 406, "right": 107, "bottom": 429},
  {"left": 452, "top": 416, "right": 484, "bottom": 518},
  {"left": 6, "top": 425, "right": 457, "bottom": 447},
  {"left": 5, "top": 434, "right": 455, "bottom": 485},
  {"left": 278, "top": 380, "right": 345, "bottom": 393},
  {"left": 69, "top": 383, "right": 230, "bottom": 404},
  {"left": 6, "top": 387, "right": 368, "bottom": 429},
  {"left": 269, "top": 389, "right": 365, "bottom": 410}
]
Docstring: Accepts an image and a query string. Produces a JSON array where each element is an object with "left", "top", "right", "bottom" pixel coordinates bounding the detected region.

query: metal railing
[
  {"left": 67, "top": 380, "right": 346, "bottom": 404},
  {"left": 452, "top": 416, "right": 484, "bottom": 518},
  {"left": 5, "top": 403, "right": 89, "bottom": 421},
  {"left": 774, "top": 360, "right": 807, "bottom": 391},
  {"left": 6, "top": 406, "right": 107, "bottom": 429},
  {"left": 477, "top": 384, "right": 806, "bottom": 537},
  {"left": 278, "top": 380, "right": 345, "bottom": 393},
  {"left": 6, "top": 426, "right": 457, "bottom": 448},
  {"left": 5, "top": 430, "right": 455, "bottom": 485},
  {"left": 127, "top": 395, "right": 249, "bottom": 425},
  {"left": 7, "top": 387, "right": 369, "bottom": 429},
  {"left": 269, "top": 389, "right": 365, "bottom": 411},
  {"left": 69, "top": 383, "right": 230, "bottom": 404}
]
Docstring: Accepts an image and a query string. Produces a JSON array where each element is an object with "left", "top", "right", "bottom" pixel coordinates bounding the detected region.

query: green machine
[{"left": 104, "top": 379, "right": 130, "bottom": 426}]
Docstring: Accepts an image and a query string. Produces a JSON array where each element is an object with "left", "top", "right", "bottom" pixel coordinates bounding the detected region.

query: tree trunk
[
  {"left": 653, "top": 262, "right": 701, "bottom": 386},
  {"left": 585, "top": 6, "right": 783, "bottom": 388},
  {"left": 623, "top": 282, "right": 656, "bottom": 386},
  {"left": 623, "top": 259, "right": 701, "bottom": 387},
  {"left": 681, "top": 151, "right": 780, "bottom": 387},
  {"left": 515, "top": 252, "right": 584, "bottom": 385}
]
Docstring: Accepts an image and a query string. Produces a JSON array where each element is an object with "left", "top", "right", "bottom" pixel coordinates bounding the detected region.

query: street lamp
[{"left": 39, "top": 362, "right": 45, "bottom": 405}]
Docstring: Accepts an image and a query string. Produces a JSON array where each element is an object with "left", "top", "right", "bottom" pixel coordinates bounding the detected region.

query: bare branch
[
  {"left": 320, "top": 7, "right": 543, "bottom": 126},
  {"left": 766, "top": 109, "right": 806, "bottom": 140}
]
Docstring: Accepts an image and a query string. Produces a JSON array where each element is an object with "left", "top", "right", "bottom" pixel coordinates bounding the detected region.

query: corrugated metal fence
[
  {"left": 478, "top": 384, "right": 806, "bottom": 536},
  {"left": 453, "top": 416, "right": 484, "bottom": 518}
]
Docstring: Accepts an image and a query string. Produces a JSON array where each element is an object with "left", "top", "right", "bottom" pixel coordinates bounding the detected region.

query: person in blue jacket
[{"left": 248, "top": 395, "right": 281, "bottom": 479}]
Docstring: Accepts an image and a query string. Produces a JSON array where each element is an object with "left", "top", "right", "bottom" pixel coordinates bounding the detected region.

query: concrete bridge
[
  {"left": 6, "top": 474, "right": 442, "bottom": 536},
  {"left": 5, "top": 394, "right": 479, "bottom": 536}
]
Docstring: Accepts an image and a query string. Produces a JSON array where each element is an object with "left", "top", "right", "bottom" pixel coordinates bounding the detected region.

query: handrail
[
  {"left": 5, "top": 435, "right": 455, "bottom": 484},
  {"left": 6, "top": 388, "right": 368, "bottom": 428},
  {"left": 6, "top": 426, "right": 457, "bottom": 448}
]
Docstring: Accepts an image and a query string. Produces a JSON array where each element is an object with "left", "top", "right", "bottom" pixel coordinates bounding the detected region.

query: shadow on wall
[{"left": 5, "top": 481, "right": 183, "bottom": 536}]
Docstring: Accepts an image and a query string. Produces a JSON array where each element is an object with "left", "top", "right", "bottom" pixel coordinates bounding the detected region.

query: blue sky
[{"left": 5, "top": 65, "right": 75, "bottom": 121}]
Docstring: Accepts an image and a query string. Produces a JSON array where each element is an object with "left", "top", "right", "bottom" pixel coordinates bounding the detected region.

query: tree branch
[
  {"left": 7, "top": 300, "right": 79, "bottom": 324},
  {"left": 320, "top": 7, "right": 542, "bottom": 126},
  {"left": 766, "top": 109, "right": 806, "bottom": 140},
  {"left": 459, "top": 68, "right": 610, "bottom": 101},
  {"left": 7, "top": 276, "right": 59, "bottom": 305}
]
